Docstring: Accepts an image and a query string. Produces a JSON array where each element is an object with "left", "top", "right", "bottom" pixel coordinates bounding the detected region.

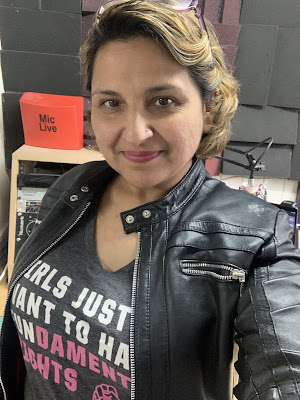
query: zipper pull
[
  {"left": 230, "top": 269, "right": 246, "bottom": 283},
  {"left": 230, "top": 269, "right": 246, "bottom": 297}
]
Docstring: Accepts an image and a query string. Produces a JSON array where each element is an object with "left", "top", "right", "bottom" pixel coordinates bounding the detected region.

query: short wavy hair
[{"left": 80, "top": 0, "right": 239, "bottom": 159}]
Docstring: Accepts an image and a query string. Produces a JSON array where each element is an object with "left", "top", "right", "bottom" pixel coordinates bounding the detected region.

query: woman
[{"left": 1, "top": 1, "right": 300, "bottom": 399}]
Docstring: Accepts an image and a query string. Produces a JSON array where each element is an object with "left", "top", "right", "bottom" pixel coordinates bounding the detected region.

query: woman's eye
[
  {"left": 154, "top": 97, "right": 173, "bottom": 106},
  {"left": 102, "top": 100, "right": 119, "bottom": 108}
]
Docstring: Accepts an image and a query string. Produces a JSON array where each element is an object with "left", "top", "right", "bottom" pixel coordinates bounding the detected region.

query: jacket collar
[
  {"left": 65, "top": 158, "right": 207, "bottom": 234},
  {"left": 120, "top": 159, "right": 206, "bottom": 233}
]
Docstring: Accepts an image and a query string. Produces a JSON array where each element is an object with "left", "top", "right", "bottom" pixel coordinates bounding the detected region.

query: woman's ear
[
  {"left": 202, "top": 88, "right": 219, "bottom": 133},
  {"left": 203, "top": 103, "right": 211, "bottom": 134}
]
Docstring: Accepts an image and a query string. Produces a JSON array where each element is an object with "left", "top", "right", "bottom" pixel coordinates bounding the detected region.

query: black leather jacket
[{"left": 1, "top": 159, "right": 300, "bottom": 400}]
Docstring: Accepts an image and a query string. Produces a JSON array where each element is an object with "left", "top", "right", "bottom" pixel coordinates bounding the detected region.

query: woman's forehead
[
  {"left": 91, "top": 37, "right": 187, "bottom": 83},
  {"left": 91, "top": 38, "right": 199, "bottom": 98}
]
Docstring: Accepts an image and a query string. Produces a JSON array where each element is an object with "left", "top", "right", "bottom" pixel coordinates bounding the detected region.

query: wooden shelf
[
  {"left": 0, "top": 282, "right": 8, "bottom": 318},
  {"left": 7, "top": 145, "right": 105, "bottom": 281},
  {"left": 12, "top": 144, "right": 104, "bottom": 164}
]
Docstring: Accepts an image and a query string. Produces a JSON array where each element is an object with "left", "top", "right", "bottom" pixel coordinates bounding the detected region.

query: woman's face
[{"left": 91, "top": 36, "right": 210, "bottom": 194}]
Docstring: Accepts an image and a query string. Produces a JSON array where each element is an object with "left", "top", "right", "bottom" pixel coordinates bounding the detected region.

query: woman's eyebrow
[
  {"left": 145, "top": 85, "right": 182, "bottom": 95},
  {"left": 91, "top": 89, "right": 120, "bottom": 97},
  {"left": 91, "top": 85, "right": 183, "bottom": 98}
]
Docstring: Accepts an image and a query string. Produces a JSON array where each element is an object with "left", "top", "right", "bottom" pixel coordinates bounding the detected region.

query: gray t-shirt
[{"left": 10, "top": 199, "right": 134, "bottom": 400}]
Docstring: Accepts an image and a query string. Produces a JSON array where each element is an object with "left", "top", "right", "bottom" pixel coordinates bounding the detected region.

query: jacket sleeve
[{"left": 234, "top": 209, "right": 300, "bottom": 400}]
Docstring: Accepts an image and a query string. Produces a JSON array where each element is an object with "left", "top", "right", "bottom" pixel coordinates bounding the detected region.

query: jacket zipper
[
  {"left": 181, "top": 262, "right": 246, "bottom": 295},
  {"left": 130, "top": 231, "right": 141, "bottom": 400},
  {"left": 0, "top": 201, "right": 92, "bottom": 400}
]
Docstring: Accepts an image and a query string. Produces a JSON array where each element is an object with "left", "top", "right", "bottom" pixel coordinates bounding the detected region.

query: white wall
[
  {"left": 216, "top": 174, "right": 298, "bottom": 204},
  {"left": 0, "top": 38, "right": 10, "bottom": 240}
]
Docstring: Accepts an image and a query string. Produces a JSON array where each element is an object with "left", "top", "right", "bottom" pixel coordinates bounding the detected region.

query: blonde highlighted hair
[{"left": 80, "top": 0, "right": 239, "bottom": 159}]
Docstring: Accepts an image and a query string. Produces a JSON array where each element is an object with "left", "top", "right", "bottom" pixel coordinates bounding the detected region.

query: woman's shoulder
[
  {"left": 36, "top": 160, "right": 114, "bottom": 222},
  {"left": 204, "top": 175, "right": 279, "bottom": 212},
  {"left": 50, "top": 160, "right": 110, "bottom": 192},
  {"left": 193, "top": 175, "right": 282, "bottom": 233}
]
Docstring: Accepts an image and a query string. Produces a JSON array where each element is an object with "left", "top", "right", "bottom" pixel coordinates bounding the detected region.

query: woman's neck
[{"left": 109, "top": 175, "right": 169, "bottom": 210}]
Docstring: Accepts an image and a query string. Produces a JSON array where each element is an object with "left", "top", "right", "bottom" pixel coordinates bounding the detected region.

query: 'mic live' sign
[
  {"left": 20, "top": 92, "right": 83, "bottom": 150},
  {"left": 39, "top": 114, "right": 57, "bottom": 133}
]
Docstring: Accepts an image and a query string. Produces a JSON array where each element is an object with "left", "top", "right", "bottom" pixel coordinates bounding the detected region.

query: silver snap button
[
  {"left": 125, "top": 215, "right": 135, "bottom": 224},
  {"left": 70, "top": 194, "right": 79, "bottom": 202},
  {"left": 142, "top": 210, "right": 151, "bottom": 218},
  {"left": 81, "top": 186, "right": 89, "bottom": 193}
]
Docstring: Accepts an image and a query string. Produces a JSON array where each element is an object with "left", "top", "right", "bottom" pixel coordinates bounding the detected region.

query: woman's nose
[{"left": 122, "top": 111, "right": 153, "bottom": 145}]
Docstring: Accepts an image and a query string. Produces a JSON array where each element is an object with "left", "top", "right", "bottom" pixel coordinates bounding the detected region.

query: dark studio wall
[
  {"left": 224, "top": 0, "right": 300, "bottom": 179},
  {"left": 0, "top": 0, "right": 82, "bottom": 168},
  {"left": 0, "top": 0, "right": 299, "bottom": 180}
]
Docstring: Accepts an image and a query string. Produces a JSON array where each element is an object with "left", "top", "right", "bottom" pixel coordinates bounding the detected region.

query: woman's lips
[{"left": 122, "top": 151, "right": 161, "bottom": 163}]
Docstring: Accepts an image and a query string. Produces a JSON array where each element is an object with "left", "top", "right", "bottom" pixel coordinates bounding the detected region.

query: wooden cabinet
[{"left": 7, "top": 145, "right": 104, "bottom": 281}]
